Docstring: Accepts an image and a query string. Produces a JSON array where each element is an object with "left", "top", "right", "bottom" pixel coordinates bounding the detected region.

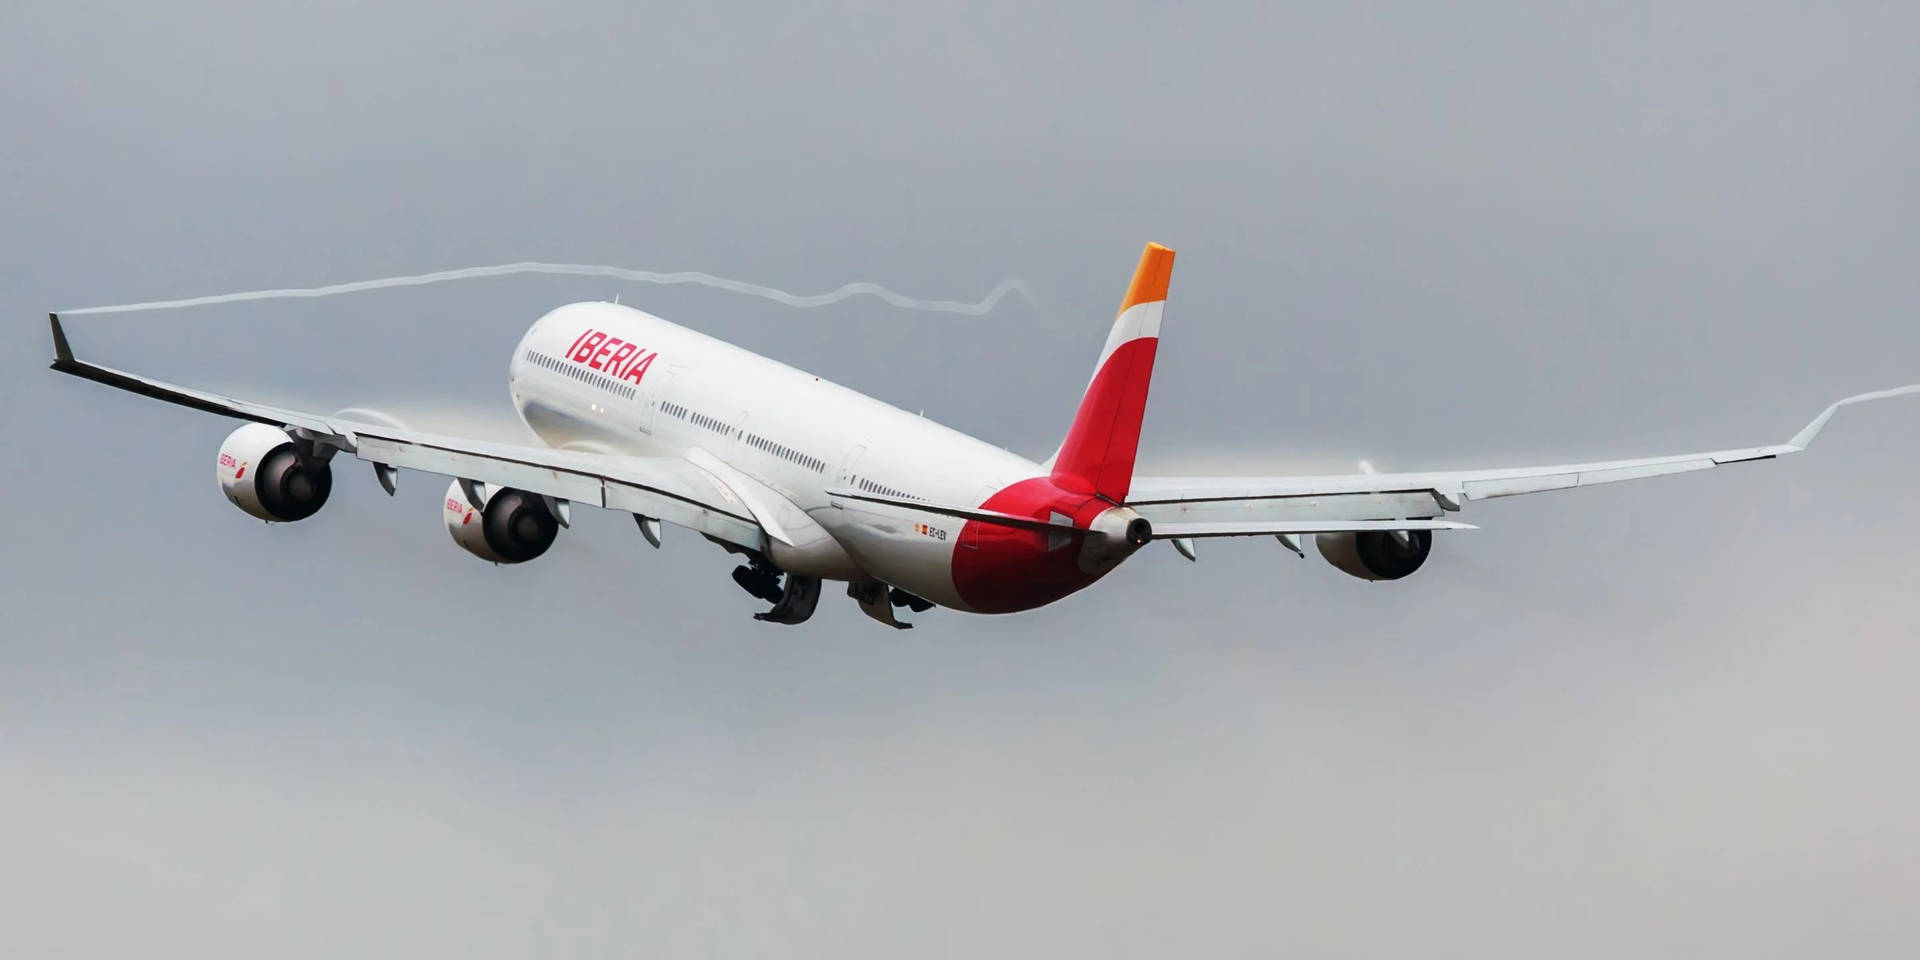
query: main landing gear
[
  {"left": 731, "top": 558, "right": 934, "bottom": 629},
  {"left": 890, "top": 588, "right": 933, "bottom": 613},
  {"left": 845, "top": 581, "right": 930, "bottom": 629},
  {"left": 731, "top": 557, "right": 821, "bottom": 625}
]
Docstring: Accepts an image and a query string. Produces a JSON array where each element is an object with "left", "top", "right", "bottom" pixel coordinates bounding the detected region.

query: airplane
[{"left": 46, "top": 243, "right": 1919, "bottom": 628}]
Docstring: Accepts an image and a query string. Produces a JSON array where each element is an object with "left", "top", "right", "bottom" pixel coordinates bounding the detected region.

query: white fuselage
[{"left": 506, "top": 301, "right": 1039, "bottom": 609}]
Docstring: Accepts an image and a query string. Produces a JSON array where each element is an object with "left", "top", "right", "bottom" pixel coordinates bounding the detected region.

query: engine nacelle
[
  {"left": 443, "top": 480, "right": 560, "bottom": 564},
  {"left": 217, "top": 423, "right": 333, "bottom": 522},
  {"left": 1316, "top": 529, "right": 1433, "bottom": 581}
]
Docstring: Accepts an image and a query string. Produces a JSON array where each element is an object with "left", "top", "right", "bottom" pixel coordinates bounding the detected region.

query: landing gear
[
  {"left": 850, "top": 580, "right": 913, "bottom": 629},
  {"left": 731, "top": 561, "right": 923, "bottom": 629},
  {"left": 731, "top": 562, "right": 784, "bottom": 604},
  {"left": 756, "top": 574, "right": 820, "bottom": 625},
  {"left": 889, "top": 587, "right": 933, "bottom": 613},
  {"left": 732, "top": 558, "right": 820, "bottom": 625}
]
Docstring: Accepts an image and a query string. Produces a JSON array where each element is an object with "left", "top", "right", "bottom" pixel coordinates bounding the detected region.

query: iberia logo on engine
[
  {"left": 564, "top": 329, "right": 658, "bottom": 384},
  {"left": 445, "top": 497, "right": 476, "bottom": 525}
]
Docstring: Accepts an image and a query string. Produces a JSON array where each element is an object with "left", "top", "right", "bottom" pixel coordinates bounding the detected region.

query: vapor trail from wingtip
[{"left": 58, "top": 262, "right": 1039, "bottom": 317}]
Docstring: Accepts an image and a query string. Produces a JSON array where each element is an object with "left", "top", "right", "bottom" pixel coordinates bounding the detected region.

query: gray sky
[{"left": 4, "top": 2, "right": 1919, "bottom": 957}]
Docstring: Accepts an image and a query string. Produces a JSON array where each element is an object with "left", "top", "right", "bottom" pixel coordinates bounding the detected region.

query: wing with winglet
[
  {"left": 46, "top": 314, "right": 766, "bottom": 550},
  {"left": 1128, "top": 385, "right": 1920, "bottom": 535}
]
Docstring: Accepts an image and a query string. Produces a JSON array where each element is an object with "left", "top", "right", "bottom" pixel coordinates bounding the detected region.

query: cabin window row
[
  {"left": 857, "top": 477, "right": 915, "bottom": 501},
  {"left": 661, "top": 401, "right": 734, "bottom": 437},
  {"left": 527, "top": 350, "right": 635, "bottom": 400},
  {"left": 746, "top": 433, "right": 825, "bottom": 473}
]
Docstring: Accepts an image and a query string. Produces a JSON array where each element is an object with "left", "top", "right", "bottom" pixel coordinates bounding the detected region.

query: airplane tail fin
[{"left": 1049, "top": 242, "right": 1174, "bottom": 501}]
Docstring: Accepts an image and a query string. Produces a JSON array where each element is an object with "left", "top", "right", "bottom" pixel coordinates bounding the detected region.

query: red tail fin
[{"left": 1050, "top": 243, "right": 1174, "bottom": 501}]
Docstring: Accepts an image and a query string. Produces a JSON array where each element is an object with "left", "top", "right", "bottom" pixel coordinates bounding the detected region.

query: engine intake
[
  {"left": 1316, "top": 529, "right": 1432, "bottom": 581},
  {"left": 444, "top": 480, "right": 560, "bottom": 564},
  {"left": 217, "top": 424, "right": 333, "bottom": 522}
]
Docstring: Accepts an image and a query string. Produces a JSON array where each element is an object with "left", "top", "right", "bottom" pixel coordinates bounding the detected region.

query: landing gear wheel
[
  {"left": 731, "top": 564, "right": 784, "bottom": 604},
  {"left": 850, "top": 581, "right": 913, "bottom": 629},
  {"left": 889, "top": 587, "right": 934, "bottom": 613},
  {"left": 755, "top": 574, "right": 821, "bottom": 625}
]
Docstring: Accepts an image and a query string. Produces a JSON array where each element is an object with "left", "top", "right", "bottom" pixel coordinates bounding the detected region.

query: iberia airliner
[{"left": 47, "top": 245, "right": 1919, "bottom": 627}]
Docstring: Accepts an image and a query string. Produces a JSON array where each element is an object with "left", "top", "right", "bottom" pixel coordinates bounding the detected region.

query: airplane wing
[
  {"left": 1127, "top": 385, "right": 1920, "bottom": 536},
  {"left": 46, "top": 315, "right": 766, "bottom": 550}
]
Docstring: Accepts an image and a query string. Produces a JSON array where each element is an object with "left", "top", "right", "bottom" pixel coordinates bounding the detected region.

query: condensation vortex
[{"left": 59, "top": 262, "right": 1038, "bottom": 318}]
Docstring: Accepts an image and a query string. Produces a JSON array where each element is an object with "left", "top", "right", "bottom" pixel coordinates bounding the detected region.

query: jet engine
[
  {"left": 443, "top": 480, "right": 560, "bottom": 564},
  {"left": 1315, "top": 529, "right": 1432, "bottom": 581},
  {"left": 217, "top": 423, "right": 333, "bottom": 522}
]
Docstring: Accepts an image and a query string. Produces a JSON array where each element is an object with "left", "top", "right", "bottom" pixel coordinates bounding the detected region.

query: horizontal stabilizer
[{"left": 827, "top": 488, "right": 1081, "bottom": 534}]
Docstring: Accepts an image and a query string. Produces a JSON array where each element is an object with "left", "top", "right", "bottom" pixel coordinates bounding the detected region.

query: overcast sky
[{"left": 4, "top": 2, "right": 1919, "bottom": 957}]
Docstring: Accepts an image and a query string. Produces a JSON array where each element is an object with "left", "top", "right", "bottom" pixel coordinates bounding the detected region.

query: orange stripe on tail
[{"left": 1118, "top": 242, "right": 1175, "bottom": 314}]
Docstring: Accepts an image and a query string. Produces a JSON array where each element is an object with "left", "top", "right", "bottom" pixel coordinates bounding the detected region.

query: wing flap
[
  {"left": 352, "top": 434, "right": 610, "bottom": 506},
  {"left": 1130, "top": 489, "right": 1444, "bottom": 528},
  {"left": 1459, "top": 472, "right": 1579, "bottom": 500},
  {"left": 1152, "top": 519, "right": 1476, "bottom": 539},
  {"left": 603, "top": 477, "right": 763, "bottom": 548}
]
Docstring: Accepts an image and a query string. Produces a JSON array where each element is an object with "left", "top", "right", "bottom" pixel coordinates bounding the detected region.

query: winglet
[
  {"left": 49, "top": 313, "right": 74, "bottom": 367},
  {"left": 1787, "top": 384, "right": 1920, "bottom": 451}
]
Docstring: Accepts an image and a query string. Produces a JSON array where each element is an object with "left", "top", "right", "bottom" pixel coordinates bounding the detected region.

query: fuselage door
[
  {"left": 639, "top": 364, "right": 681, "bottom": 437},
  {"left": 836, "top": 442, "right": 869, "bottom": 489},
  {"left": 730, "top": 409, "right": 750, "bottom": 459}
]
